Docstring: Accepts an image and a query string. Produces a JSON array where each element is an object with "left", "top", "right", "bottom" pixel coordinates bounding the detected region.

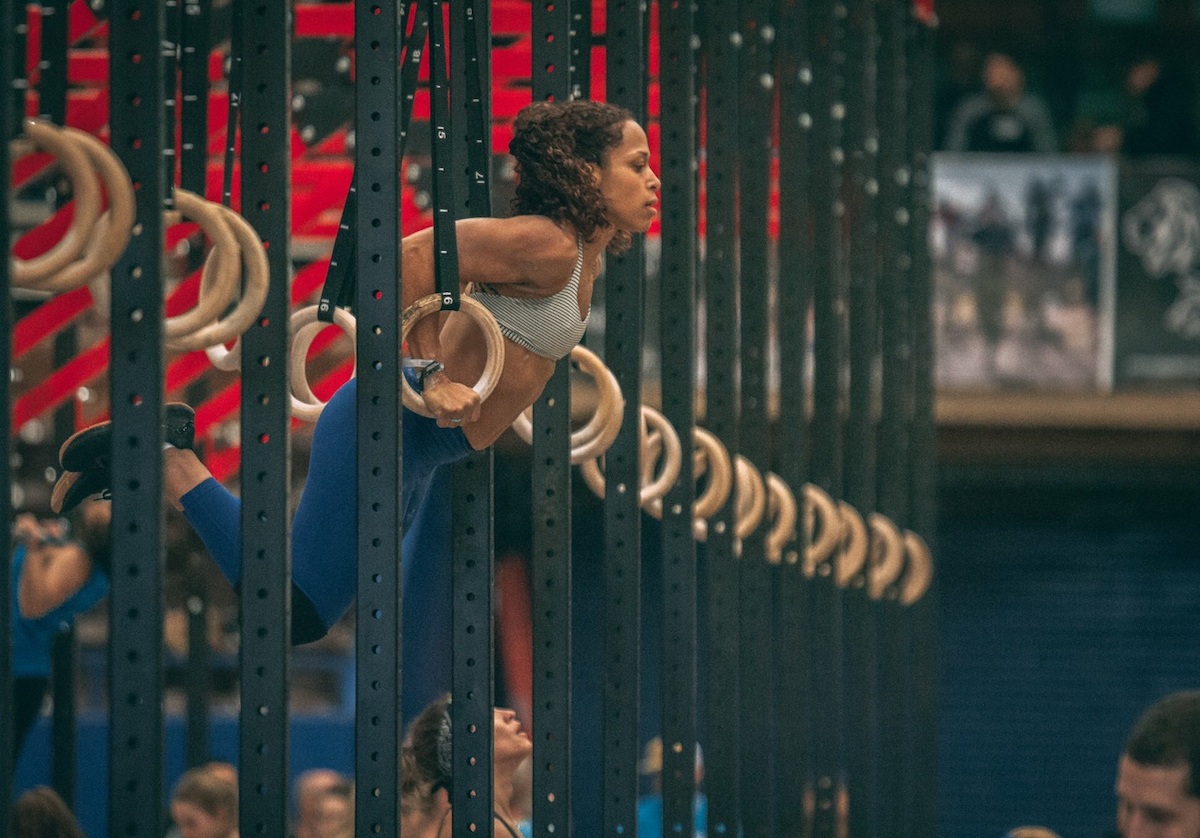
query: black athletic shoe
[
  {"left": 59, "top": 403, "right": 196, "bottom": 472},
  {"left": 50, "top": 469, "right": 113, "bottom": 515}
]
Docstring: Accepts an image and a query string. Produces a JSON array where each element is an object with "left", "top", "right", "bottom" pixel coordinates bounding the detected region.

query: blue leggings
[{"left": 180, "top": 376, "right": 472, "bottom": 643}]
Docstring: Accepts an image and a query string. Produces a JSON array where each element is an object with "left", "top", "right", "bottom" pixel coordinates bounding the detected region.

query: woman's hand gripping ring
[{"left": 400, "top": 294, "right": 506, "bottom": 418}]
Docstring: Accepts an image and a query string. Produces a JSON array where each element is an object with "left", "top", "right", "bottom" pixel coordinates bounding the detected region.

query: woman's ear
[{"left": 589, "top": 162, "right": 603, "bottom": 186}]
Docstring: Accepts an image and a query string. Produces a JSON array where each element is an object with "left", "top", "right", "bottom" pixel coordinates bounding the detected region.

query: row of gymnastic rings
[
  {"left": 7, "top": 119, "right": 504, "bottom": 426},
  {"left": 288, "top": 293, "right": 931, "bottom": 603},
  {"left": 9, "top": 118, "right": 269, "bottom": 355},
  {"left": 514, "top": 346, "right": 933, "bottom": 603},
  {"left": 10, "top": 121, "right": 933, "bottom": 601}
]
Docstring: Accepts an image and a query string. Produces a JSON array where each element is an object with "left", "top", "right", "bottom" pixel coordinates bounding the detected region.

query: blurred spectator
[
  {"left": 636, "top": 737, "right": 707, "bottom": 838},
  {"left": 1110, "top": 691, "right": 1200, "bottom": 838},
  {"left": 312, "top": 781, "right": 354, "bottom": 838},
  {"left": 936, "top": 41, "right": 984, "bottom": 149},
  {"left": 1092, "top": 56, "right": 1199, "bottom": 157},
  {"left": 400, "top": 744, "right": 451, "bottom": 837},
  {"left": 402, "top": 695, "right": 532, "bottom": 837},
  {"left": 945, "top": 52, "right": 1058, "bottom": 153},
  {"left": 10, "top": 786, "right": 86, "bottom": 838},
  {"left": 169, "top": 765, "right": 239, "bottom": 838},
  {"left": 9, "top": 508, "right": 110, "bottom": 768},
  {"left": 203, "top": 761, "right": 238, "bottom": 788},
  {"left": 292, "top": 768, "right": 349, "bottom": 838}
]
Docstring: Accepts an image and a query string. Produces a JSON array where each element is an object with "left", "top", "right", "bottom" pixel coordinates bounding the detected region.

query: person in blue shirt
[
  {"left": 9, "top": 509, "right": 110, "bottom": 767},
  {"left": 637, "top": 736, "right": 707, "bottom": 838}
]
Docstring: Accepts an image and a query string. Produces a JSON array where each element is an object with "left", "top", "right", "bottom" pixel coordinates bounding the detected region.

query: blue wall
[{"left": 937, "top": 473, "right": 1200, "bottom": 838}]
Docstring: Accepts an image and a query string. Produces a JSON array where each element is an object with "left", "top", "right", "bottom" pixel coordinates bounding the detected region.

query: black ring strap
[{"left": 319, "top": 0, "right": 431, "bottom": 321}]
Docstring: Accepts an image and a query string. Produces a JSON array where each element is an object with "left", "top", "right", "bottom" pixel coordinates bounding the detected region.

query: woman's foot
[
  {"left": 58, "top": 402, "right": 196, "bottom": 472},
  {"left": 52, "top": 403, "right": 198, "bottom": 514},
  {"left": 50, "top": 469, "right": 112, "bottom": 514}
]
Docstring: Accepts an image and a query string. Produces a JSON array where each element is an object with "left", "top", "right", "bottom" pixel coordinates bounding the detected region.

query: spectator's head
[
  {"left": 983, "top": 53, "right": 1025, "bottom": 107},
  {"left": 10, "top": 786, "right": 86, "bottom": 838},
  {"left": 292, "top": 768, "right": 349, "bottom": 838},
  {"left": 170, "top": 766, "right": 238, "bottom": 838},
  {"left": 405, "top": 695, "right": 533, "bottom": 792},
  {"left": 310, "top": 781, "right": 353, "bottom": 838},
  {"left": 407, "top": 694, "right": 454, "bottom": 795},
  {"left": 204, "top": 761, "right": 238, "bottom": 787},
  {"left": 1126, "top": 57, "right": 1163, "bottom": 97},
  {"left": 493, "top": 706, "right": 533, "bottom": 768},
  {"left": 1116, "top": 691, "right": 1200, "bottom": 838},
  {"left": 401, "top": 745, "right": 444, "bottom": 824}
]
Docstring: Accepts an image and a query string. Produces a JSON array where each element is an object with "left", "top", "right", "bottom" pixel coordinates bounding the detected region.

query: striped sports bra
[{"left": 470, "top": 237, "right": 589, "bottom": 361}]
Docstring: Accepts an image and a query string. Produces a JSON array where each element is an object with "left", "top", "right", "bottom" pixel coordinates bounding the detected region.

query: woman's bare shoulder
[{"left": 458, "top": 216, "right": 578, "bottom": 288}]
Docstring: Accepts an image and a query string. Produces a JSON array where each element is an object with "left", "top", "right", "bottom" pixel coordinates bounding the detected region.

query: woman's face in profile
[{"left": 596, "top": 121, "right": 660, "bottom": 234}]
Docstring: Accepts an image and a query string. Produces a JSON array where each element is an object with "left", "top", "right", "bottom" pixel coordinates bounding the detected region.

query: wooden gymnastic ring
[
  {"left": 802, "top": 483, "right": 842, "bottom": 576},
  {"left": 866, "top": 513, "right": 905, "bottom": 600},
  {"left": 38, "top": 127, "right": 135, "bottom": 294},
  {"left": 204, "top": 336, "right": 242, "bottom": 372},
  {"left": 170, "top": 204, "right": 271, "bottom": 351},
  {"left": 733, "top": 455, "right": 766, "bottom": 543},
  {"left": 83, "top": 189, "right": 236, "bottom": 328},
  {"left": 288, "top": 305, "right": 358, "bottom": 423},
  {"left": 580, "top": 405, "right": 682, "bottom": 506},
  {"left": 765, "top": 472, "right": 797, "bottom": 565},
  {"left": 643, "top": 425, "right": 732, "bottom": 542},
  {"left": 898, "top": 530, "right": 933, "bottom": 605},
  {"left": 11, "top": 119, "right": 104, "bottom": 288},
  {"left": 581, "top": 404, "right": 666, "bottom": 501},
  {"left": 160, "top": 191, "right": 242, "bottom": 343},
  {"left": 400, "top": 294, "right": 506, "bottom": 418},
  {"left": 834, "top": 501, "right": 869, "bottom": 588},
  {"left": 510, "top": 345, "right": 624, "bottom": 464},
  {"left": 689, "top": 428, "right": 735, "bottom": 541},
  {"left": 693, "top": 427, "right": 733, "bottom": 521},
  {"left": 569, "top": 347, "right": 624, "bottom": 463},
  {"left": 637, "top": 406, "right": 682, "bottom": 504}
]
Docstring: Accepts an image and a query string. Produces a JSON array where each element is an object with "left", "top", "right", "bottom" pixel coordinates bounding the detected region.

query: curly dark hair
[{"left": 509, "top": 99, "right": 636, "bottom": 253}]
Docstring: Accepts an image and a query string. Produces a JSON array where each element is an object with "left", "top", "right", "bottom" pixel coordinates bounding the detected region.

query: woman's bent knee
[{"left": 291, "top": 584, "right": 331, "bottom": 646}]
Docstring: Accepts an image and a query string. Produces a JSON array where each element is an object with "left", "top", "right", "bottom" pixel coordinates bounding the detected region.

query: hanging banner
[
  {"left": 1114, "top": 161, "right": 1200, "bottom": 388},
  {"left": 930, "top": 153, "right": 1117, "bottom": 391}
]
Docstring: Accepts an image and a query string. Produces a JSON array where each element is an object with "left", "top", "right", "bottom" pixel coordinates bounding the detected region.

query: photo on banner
[
  {"left": 1114, "top": 160, "right": 1200, "bottom": 389},
  {"left": 930, "top": 153, "right": 1118, "bottom": 391}
]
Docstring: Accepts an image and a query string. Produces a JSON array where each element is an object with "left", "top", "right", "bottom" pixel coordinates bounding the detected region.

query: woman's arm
[
  {"left": 400, "top": 226, "right": 483, "bottom": 426},
  {"left": 18, "top": 539, "right": 94, "bottom": 620},
  {"left": 400, "top": 216, "right": 575, "bottom": 427},
  {"left": 401, "top": 216, "right": 577, "bottom": 309}
]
